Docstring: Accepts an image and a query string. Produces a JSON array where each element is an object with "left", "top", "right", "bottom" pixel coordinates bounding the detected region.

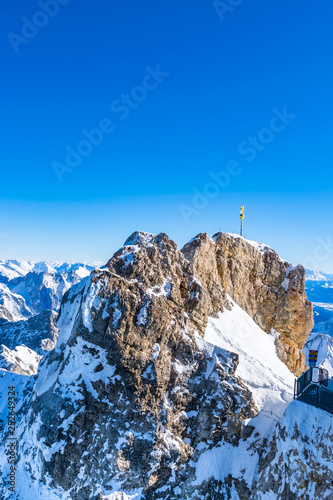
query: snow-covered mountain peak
[
  {"left": 123, "top": 230, "right": 157, "bottom": 247},
  {"left": 305, "top": 268, "right": 333, "bottom": 281},
  {"left": 0, "top": 230, "right": 322, "bottom": 499},
  {"left": 223, "top": 232, "right": 274, "bottom": 255},
  {"left": 0, "top": 231, "right": 331, "bottom": 499},
  {"left": 0, "top": 259, "right": 35, "bottom": 282}
]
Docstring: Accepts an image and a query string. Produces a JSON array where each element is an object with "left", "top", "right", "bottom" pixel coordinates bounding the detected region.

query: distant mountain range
[
  {"left": 305, "top": 268, "right": 333, "bottom": 281},
  {"left": 304, "top": 268, "right": 333, "bottom": 327},
  {"left": 0, "top": 260, "right": 97, "bottom": 375},
  {"left": 0, "top": 260, "right": 96, "bottom": 322},
  {"left": 0, "top": 310, "right": 58, "bottom": 375}
]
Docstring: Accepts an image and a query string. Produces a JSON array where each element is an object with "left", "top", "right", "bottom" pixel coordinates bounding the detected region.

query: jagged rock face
[
  {"left": 0, "top": 231, "right": 319, "bottom": 499},
  {"left": 10, "top": 232, "right": 257, "bottom": 500},
  {"left": 182, "top": 232, "right": 314, "bottom": 376},
  {"left": 252, "top": 401, "right": 333, "bottom": 499}
]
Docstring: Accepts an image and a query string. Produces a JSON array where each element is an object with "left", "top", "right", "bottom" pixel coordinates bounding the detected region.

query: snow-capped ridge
[
  {"left": 305, "top": 268, "right": 333, "bottom": 281},
  {"left": 205, "top": 297, "right": 295, "bottom": 426},
  {"left": 219, "top": 232, "right": 274, "bottom": 254},
  {"left": 124, "top": 231, "right": 156, "bottom": 247},
  {"left": 0, "top": 230, "right": 322, "bottom": 499}
]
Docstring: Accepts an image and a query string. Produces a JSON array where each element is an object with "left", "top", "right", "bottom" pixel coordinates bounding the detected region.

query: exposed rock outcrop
[
  {"left": 0, "top": 231, "right": 316, "bottom": 499},
  {"left": 182, "top": 232, "right": 314, "bottom": 376},
  {"left": 252, "top": 401, "right": 333, "bottom": 499},
  {"left": 1, "top": 232, "right": 259, "bottom": 499}
]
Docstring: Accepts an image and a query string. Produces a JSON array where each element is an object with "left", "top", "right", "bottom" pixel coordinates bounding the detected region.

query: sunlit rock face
[
  {"left": 0, "top": 231, "right": 317, "bottom": 499},
  {"left": 182, "top": 232, "right": 314, "bottom": 376},
  {"left": 3, "top": 232, "right": 256, "bottom": 499}
]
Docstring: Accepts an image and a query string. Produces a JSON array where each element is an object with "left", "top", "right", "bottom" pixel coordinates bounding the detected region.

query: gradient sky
[{"left": 1, "top": 0, "right": 333, "bottom": 271}]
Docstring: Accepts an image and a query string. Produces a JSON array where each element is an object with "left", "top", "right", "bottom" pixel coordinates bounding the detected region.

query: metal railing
[
  {"left": 297, "top": 384, "right": 333, "bottom": 415},
  {"left": 294, "top": 367, "right": 333, "bottom": 414},
  {"left": 294, "top": 367, "right": 329, "bottom": 399}
]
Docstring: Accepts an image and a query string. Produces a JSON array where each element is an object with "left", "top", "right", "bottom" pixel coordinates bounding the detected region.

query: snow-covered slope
[
  {"left": 205, "top": 297, "right": 294, "bottom": 425},
  {"left": 190, "top": 298, "right": 295, "bottom": 492},
  {"left": 0, "top": 260, "right": 35, "bottom": 283},
  {"left": 0, "top": 282, "right": 33, "bottom": 322},
  {"left": 200, "top": 298, "right": 333, "bottom": 499},
  {"left": 0, "top": 309, "right": 58, "bottom": 352},
  {"left": 0, "top": 310, "right": 58, "bottom": 374},
  {"left": 254, "top": 400, "right": 333, "bottom": 499},
  {"left": 0, "top": 345, "right": 42, "bottom": 375}
]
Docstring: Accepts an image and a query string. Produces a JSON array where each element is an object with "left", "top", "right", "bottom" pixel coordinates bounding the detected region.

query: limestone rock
[
  {"left": 6, "top": 232, "right": 256, "bottom": 499},
  {"left": 0, "top": 231, "right": 317, "bottom": 499},
  {"left": 182, "top": 232, "right": 313, "bottom": 375},
  {"left": 252, "top": 401, "right": 333, "bottom": 499}
]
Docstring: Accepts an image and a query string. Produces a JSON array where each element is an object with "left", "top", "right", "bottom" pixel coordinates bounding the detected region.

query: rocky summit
[
  {"left": 0, "top": 231, "right": 325, "bottom": 500},
  {"left": 182, "top": 232, "right": 313, "bottom": 376}
]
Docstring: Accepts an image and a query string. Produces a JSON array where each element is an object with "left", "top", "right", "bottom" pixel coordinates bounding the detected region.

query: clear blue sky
[{"left": 1, "top": 0, "right": 333, "bottom": 271}]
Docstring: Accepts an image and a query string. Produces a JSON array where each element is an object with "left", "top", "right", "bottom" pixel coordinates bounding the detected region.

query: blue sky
[{"left": 1, "top": 0, "right": 333, "bottom": 271}]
